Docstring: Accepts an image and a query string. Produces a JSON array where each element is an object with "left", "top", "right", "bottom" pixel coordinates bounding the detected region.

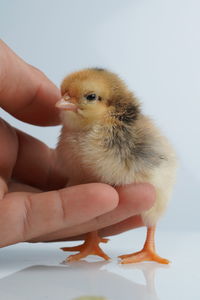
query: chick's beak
[{"left": 55, "top": 95, "right": 77, "bottom": 112}]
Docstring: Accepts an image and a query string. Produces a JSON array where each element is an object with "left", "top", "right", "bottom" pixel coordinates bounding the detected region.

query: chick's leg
[
  {"left": 119, "top": 226, "right": 170, "bottom": 264},
  {"left": 61, "top": 231, "right": 110, "bottom": 262}
]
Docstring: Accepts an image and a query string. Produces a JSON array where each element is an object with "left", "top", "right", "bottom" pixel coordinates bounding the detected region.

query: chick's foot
[
  {"left": 119, "top": 226, "right": 170, "bottom": 265},
  {"left": 61, "top": 231, "right": 110, "bottom": 262},
  {"left": 119, "top": 249, "right": 170, "bottom": 264}
]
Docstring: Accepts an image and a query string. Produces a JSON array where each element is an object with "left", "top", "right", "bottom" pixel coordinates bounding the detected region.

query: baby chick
[{"left": 56, "top": 68, "right": 177, "bottom": 264}]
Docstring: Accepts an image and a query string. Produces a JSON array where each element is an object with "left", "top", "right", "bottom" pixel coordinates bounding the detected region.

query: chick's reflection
[{"left": 0, "top": 261, "right": 167, "bottom": 300}]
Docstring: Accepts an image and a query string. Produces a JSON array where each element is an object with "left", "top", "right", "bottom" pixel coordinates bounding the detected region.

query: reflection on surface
[
  {"left": 0, "top": 260, "right": 168, "bottom": 300},
  {"left": 119, "top": 262, "right": 168, "bottom": 299}
]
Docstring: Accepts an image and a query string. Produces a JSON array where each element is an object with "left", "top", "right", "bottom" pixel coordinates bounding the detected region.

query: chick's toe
[{"left": 61, "top": 231, "right": 110, "bottom": 262}]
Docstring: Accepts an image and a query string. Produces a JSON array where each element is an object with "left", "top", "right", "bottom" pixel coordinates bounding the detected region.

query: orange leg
[
  {"left": 119, "top": 226, "right": 170, "bottom": 264},
  {"left": 61, "top": 231, "right": 110, "bottom": 262}
]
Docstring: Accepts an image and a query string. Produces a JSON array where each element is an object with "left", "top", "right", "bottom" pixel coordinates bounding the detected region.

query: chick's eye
[{"left": 85, "top": 93, "right": 97, "bottom": 101}]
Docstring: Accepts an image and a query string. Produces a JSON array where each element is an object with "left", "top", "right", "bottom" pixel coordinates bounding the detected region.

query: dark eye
[{"left": 85, "top": 93, "right": 97, "bottom": 101}]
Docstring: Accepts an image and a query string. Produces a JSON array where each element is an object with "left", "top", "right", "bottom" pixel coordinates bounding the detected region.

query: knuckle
[
  {"left": 21, "top": 195, "right": 33, "bottom": 241},
  {"left": 56, "top": 190, "right": 67, "bottom": 222},
  {"left": 21, "top": 191, "right": 67, "bottom": 241}
]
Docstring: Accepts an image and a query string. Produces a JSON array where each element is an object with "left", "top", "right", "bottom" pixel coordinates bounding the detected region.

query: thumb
[
  {"left": 0, "top": 40, "right": 60, "bottom": 126},
  {"left": 0, "top": 183, "right": 118, "bottom": 247}
]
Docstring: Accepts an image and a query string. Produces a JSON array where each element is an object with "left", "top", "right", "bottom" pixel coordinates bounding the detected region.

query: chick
[{"left": 56, "top": 68, "right": 177, "bottom": 264}]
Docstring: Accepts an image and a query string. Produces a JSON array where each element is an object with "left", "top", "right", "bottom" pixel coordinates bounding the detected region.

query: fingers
[
  {"left": 0, "top": 177, "right": 8, "bottom": 200},
  {"left": 0, "top": 40, "right": 60, "bottom": 126},
  {"left": 0, "top": 118, "right": 67, "bottom": 191},
  {"left": 8, "top": 181, "right": 42, "bottom": 193},
  {"left": 0, "top": 183, "right": 118, "bottom": 247},
  {"left": 99, "top": 215, "right": 144, "bottom": 237},
  {"left": 30, "top": 183, "right": 155, "bottom": 242},
  {"left": 41, "top": 215, "right": 143, "bottom": 243},
  {"left": 13, "top": 129, "right": 67, "bottom": 190},
  {"left": 0, "top": 119, "right": 18, "bottom": 199}
]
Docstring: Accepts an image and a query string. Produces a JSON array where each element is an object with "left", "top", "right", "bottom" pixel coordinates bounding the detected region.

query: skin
[{"left": 0, "top": 40, "right": 155, "bottom": 248}]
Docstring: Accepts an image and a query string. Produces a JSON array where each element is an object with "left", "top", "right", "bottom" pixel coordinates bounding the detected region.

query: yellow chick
[{"left": 56, "top": 68, "right": 177, "bottom": 264}]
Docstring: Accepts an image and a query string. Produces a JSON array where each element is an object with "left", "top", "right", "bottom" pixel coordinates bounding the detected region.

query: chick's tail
[{"left": 61, "top": 231, "right": 110, "bottom": 262}]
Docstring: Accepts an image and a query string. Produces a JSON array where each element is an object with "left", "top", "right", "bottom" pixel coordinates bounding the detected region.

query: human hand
[{"left": 0, "top": 40, "right": 155, "bottom": 247}]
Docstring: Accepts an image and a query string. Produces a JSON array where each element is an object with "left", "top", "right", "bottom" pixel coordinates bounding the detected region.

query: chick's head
[{"left": 56, "top": 68, "right": 140, "bottom": 129}]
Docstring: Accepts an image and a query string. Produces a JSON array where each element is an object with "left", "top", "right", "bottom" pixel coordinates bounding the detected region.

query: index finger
[
  {"left": 0, "top": 183, "right": 118, "bottom": 247},
  {"left": 0, "top": 40, "right": 60, "bottom": 126}
]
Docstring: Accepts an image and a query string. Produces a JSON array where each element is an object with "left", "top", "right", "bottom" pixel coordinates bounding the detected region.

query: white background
[
  {"left": 0, "top": 231, "right": 200, "bottom": 300},
  {"left": 0, "top": 0, "right": 200, "bottom": 230}
]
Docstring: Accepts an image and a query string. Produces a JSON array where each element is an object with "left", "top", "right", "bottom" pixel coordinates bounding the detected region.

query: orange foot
[
  {"left": 119, "top": 249, "right": 170, "bottom": 264},
  {"left": 61, "top": 234, "right": 110, "bottom": 262}
]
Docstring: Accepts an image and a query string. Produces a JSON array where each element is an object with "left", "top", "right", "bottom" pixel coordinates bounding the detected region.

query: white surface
[
  {"left": 0, "top": 0, "right": 200, "bottom": 231},
  {"left": 0, "top": 229, "right": 200, "bottom": 299}
]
